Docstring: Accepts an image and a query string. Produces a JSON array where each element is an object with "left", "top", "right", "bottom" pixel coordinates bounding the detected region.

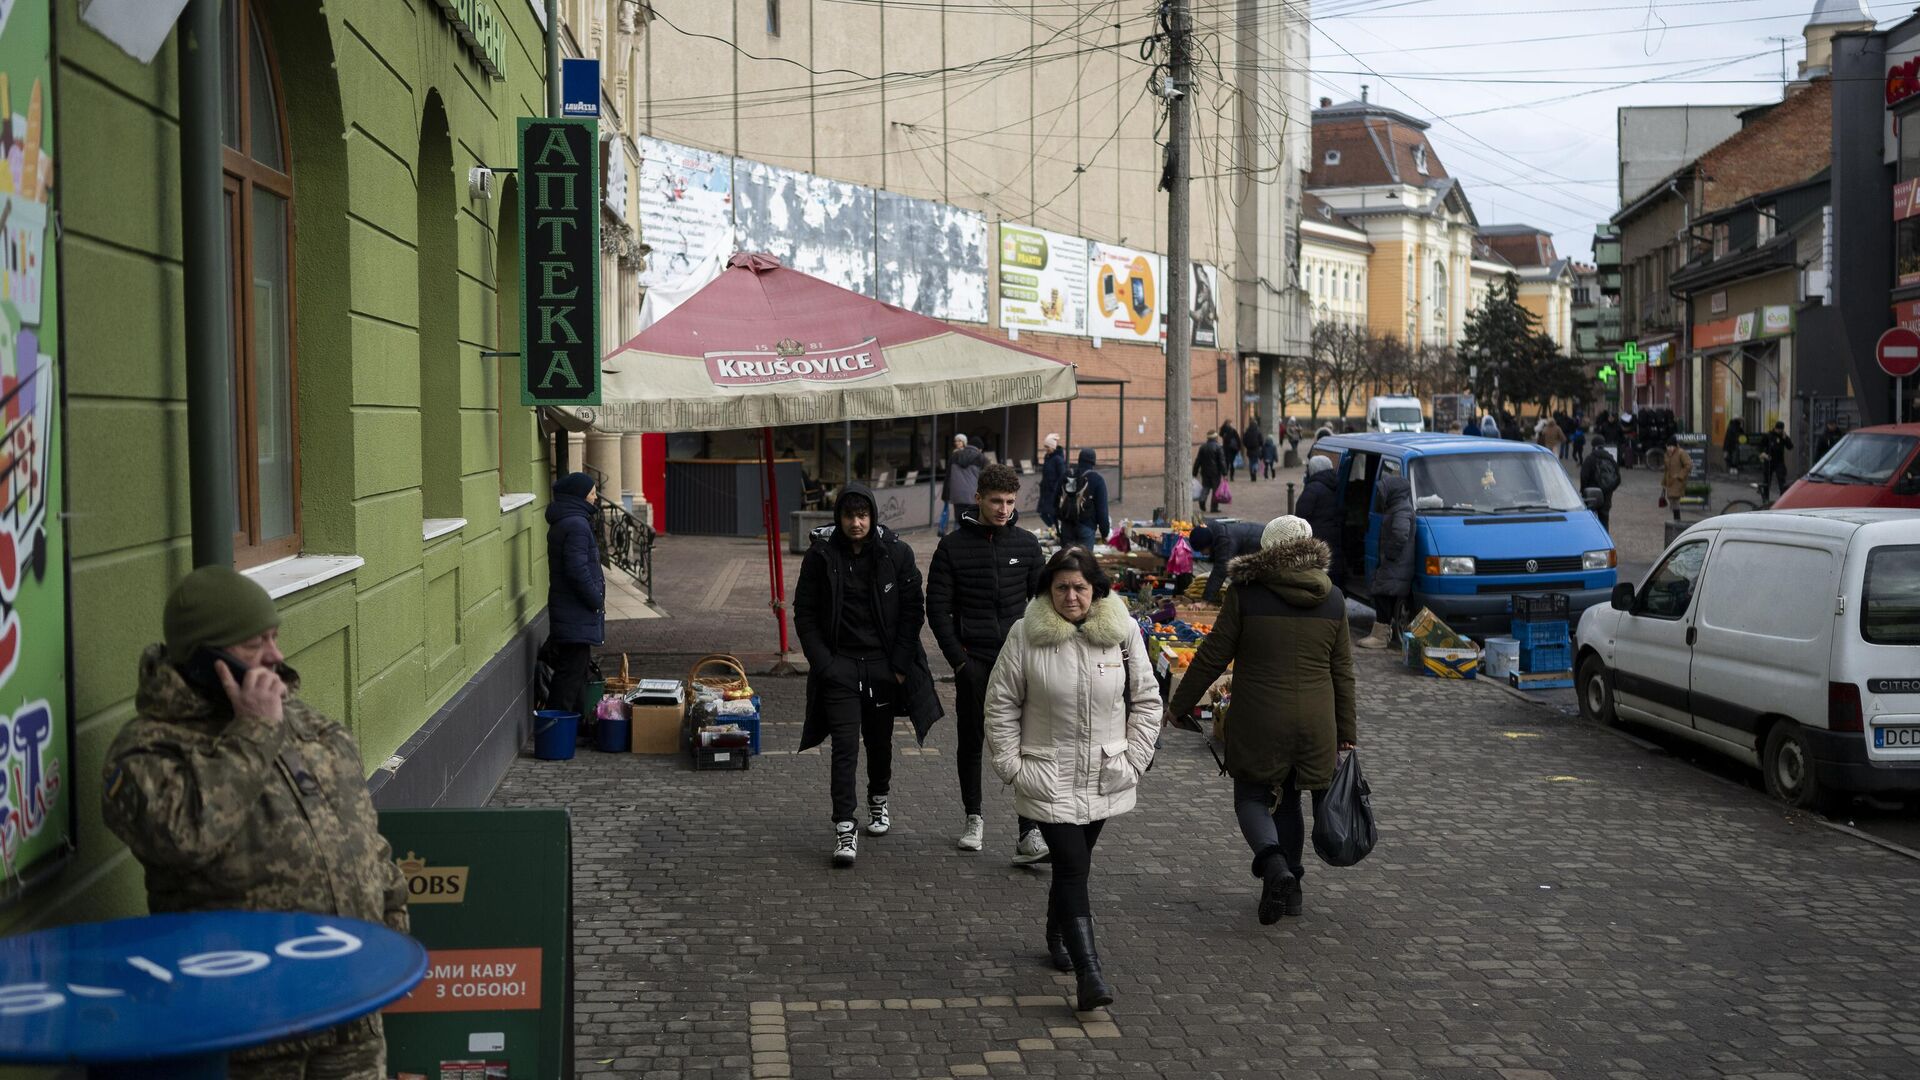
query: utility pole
[{"left": 1162, "top": 0, "right": 1193, "bottom": 523}]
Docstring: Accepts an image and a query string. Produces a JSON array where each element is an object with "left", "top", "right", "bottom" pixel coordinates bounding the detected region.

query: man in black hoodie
[
  {"left": 927, "top": 464, "right": 1049, "bottom": 864},
  {"left": 794, "top": 485, "right": 943, "bottom": 866},
  {"left": 1056, "top": 448, "right": 1111, "bottom": 547}
]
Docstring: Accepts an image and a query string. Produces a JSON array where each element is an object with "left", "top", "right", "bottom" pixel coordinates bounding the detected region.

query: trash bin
[
  {"left": 595, "top": 715, "right": 632, "bottom": 753},
  {"left": 533, "top": 710, "right": 578, "bottom": 761}
]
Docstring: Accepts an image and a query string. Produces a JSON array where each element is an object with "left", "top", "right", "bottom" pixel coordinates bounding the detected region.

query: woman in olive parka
[{"left": 1167, "top": 515, "right": 1358, "bottom": 925}]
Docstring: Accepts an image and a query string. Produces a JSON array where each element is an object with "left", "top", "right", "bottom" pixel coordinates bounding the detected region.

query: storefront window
[
  {"left": 1900, "top": 218, "right": 1920, "bottom": 289},
  {"left": 1900, "top": 108, "right": 1920, "bottom": 181}
]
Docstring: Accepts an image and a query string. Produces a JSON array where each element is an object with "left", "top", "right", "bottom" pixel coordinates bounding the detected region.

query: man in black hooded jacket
[
  {"left": 927, "top": 464, "right": 1048, "bottom": 864},
  {"left": 794, "top": 484, "right": 943, "bottom": 866}
]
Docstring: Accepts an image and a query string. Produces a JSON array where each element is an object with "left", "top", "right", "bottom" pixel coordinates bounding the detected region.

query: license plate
[{"left": 1873, "top": 726, "right": 1920, "bottom": 749}]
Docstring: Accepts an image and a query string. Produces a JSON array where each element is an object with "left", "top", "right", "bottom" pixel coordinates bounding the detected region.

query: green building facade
[{"left": 14, "top": 0, "right": 560, "bottom": 932}]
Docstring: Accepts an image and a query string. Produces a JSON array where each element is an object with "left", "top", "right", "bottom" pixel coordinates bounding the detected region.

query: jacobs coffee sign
[{"left": 518, "top": 118, "right": 600, "bottom": 406}]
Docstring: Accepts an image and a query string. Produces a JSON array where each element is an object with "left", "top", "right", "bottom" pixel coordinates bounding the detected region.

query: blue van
[{"left": 1311, "top": 433, "right": 1617, "bottom": 637}]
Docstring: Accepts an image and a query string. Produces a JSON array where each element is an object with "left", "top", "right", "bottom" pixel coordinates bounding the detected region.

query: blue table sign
[{"left": 0, "top": 911, "right": 427, "bottom": 1079}]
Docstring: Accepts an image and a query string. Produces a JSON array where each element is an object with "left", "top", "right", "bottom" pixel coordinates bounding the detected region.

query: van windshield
[
  {"left": 1807, "top": 433, "right": 1918, "bottom": 485},
  {"left": 1863, "top": 545, "right": 1920, "bottom": 646},
  {"left": 1409, "top": 452, "right": 1584, "bottom": 514},
  {"left": 1379, "top": 407, "right": 1423, "bottom": 425}
]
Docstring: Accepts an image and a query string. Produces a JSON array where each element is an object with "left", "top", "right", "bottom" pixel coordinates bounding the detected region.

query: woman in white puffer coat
[{"left": 985, "top": 547, "right": 1162, "bottom": 1012}]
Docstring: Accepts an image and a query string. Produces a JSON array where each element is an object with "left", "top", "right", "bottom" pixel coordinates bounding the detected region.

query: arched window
[
  {"left": 222, "top": 0, "right": 299, "bottom": 565},
  {"left": 1318, "top": 265, "right": 1327, "bottom": 300}
]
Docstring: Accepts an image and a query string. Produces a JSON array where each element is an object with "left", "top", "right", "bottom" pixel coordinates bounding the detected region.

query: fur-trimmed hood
[
  {"left": 1227, "top": 536, "right": 1333, "bottom": 608},
  {"left": 1020, "top": 593, "right": 1133, "bottom": 649}
]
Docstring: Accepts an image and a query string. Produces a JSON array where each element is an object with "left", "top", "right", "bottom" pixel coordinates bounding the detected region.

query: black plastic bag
[{"left": 1312, "top": 749, "right": 1376, "bottom": 867}]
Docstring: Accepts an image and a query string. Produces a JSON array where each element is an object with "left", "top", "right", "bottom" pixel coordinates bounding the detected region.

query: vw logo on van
[{"left": 1525, "top": 559, "right": 1539, "bottom": 573}]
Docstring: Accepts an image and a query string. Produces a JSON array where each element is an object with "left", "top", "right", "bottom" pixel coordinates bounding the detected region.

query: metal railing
[{"left": 579, "top": 464, "right": 655, "bottom": 597}]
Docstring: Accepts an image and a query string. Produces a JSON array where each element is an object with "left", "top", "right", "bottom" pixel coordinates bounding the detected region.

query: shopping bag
[
  {"left": 1189, "top": 477, "right": 1203, "bottom": 502},
  {"left": 1658, "top": 494, "right": 1669, "bottom": 509},
  {"left": 1166, "top": 537, "right": 1195, "bottom": 575},
  {"left": 1214, "top": 479, "right": 1233, "bottom": 506},
  {"left": 1312, "top": 749, "right": 1376, "bottom": 867},
  {"left": 1107, "top": 525, "right": 1130, "bottom": 551}
]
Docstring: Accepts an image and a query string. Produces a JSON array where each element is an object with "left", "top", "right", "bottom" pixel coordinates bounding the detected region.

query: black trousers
[
  {"left": 1760, "top": 460, "right": 1788, "bottom": 500},
  {"left": 955, "top": 665, "right": 1037, "bottom": 836},
  {"left": 1234, "top": 775, "right": 1326, "bottom": 879},
  {"left": 1224, "top": 452, "right": 1239, "bottom": 482},
  {"left": 545, "top": 640, "right": 593, "bottom": 726},
  {"left": 1036, "top": 820, "right": 1107, "bottom": 920},
  {"left": 821, "top": 658, "right": 895, "bottom": 824}
]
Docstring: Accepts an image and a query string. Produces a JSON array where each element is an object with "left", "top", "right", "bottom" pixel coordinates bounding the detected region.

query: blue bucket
[
  {"left": 594, "top": 715, "right": 632, "bottom": 753},
  {"left": 533, "top": 710, "right": 579, "bottom": 761}
]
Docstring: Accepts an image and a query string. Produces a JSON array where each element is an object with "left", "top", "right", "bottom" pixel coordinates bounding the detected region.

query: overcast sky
[{"left": 1307, "top": 0, "right": 1910, "bottom": 262}]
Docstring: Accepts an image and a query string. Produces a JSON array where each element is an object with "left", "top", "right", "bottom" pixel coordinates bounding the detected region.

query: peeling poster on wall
[{"left": 0, "top": 0, "right": 70, "bottom": 898}]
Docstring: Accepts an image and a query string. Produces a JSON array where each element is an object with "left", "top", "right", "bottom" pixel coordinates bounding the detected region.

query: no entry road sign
[{"left": 1876, "top": 326, "right": 1920, "bottom": 379}]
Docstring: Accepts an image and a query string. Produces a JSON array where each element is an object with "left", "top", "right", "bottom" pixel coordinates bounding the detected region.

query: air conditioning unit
[
  {"left": 467, "top": 166, "right": 495, "bottom": 201},
  {"left": 1801, "top": 268, "right": 1830, "bottom": 304}
]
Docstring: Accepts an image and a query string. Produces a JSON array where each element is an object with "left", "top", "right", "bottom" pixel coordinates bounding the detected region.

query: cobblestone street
[{"left": 498, "top": 448, "right": 1920, "bottom": 1080}]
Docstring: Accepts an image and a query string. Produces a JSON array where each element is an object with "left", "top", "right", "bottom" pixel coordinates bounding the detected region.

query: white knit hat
[{"left": 1261, "top": 514, "right": 1313, "bottom": 550}]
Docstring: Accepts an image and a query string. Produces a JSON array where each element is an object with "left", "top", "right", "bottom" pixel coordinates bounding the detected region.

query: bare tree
[{"left": 1313, "top": 320, "right": 1371, "bottom": 422}]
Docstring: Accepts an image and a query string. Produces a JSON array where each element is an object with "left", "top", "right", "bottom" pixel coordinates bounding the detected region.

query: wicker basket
[
  {"left": 688, "top": 653, "right": 752, "bottom": 699},
  {"left": 603, "top": 653, "right": 640, "bottom": 695}
]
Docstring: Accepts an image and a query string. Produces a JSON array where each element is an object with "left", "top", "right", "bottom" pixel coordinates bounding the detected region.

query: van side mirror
[
  {"left": 1610, "top": 583, "right": 1635, "bottom": 611},
  {"left": 1583, "top": 486, "right": 1603, "bottom": 509},
  {"left": 1895, "top": 471, "right": 1920, "bottom": 496}
]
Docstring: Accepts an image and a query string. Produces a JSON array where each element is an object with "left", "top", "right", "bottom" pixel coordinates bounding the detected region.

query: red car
[{"left": 1773, "top": 422, "right": 1920, "bottom": 510}]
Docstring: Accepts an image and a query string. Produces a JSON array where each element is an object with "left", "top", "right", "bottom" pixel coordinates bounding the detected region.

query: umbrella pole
[{"left": 762, "top": 427, "right": 797, "bottom": 675}]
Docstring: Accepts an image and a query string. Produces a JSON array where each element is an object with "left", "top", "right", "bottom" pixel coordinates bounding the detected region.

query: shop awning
[{"left": 588, "top": 253, "right": 1078, "bottom": 433}]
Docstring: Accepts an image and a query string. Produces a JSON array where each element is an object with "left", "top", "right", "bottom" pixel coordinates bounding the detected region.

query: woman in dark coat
[
  {"left": 1168, "top": 516, "right": 1357, "bottom": 924},
  {"left": 543, "top": 472, "right": 606, "bottom": 728},
  {"left": 1218, "top": 422, "right": 1242, "bottom": 482},
  {"left": 1358, "top": 475, "right": 1415, "bottom": 648},
  {"left": 1292, "top": 456, "right": 1344, "bottom": 584},
  {"left": 1241, "top": 422, "right": 1264, "bottom": 485}
]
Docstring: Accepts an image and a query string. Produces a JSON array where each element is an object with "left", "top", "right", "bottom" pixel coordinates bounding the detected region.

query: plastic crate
[
  {"left": 1511, "top": 619, "right": 1570, "bottom": 648},
  {"left": 1510, "top": 593, "right": 1572, "bottom": 622},
  {"left": 693, "top": 745, "right": 751, "bottom": 771},
  {"left": 1510, "top": 670, "right": 1574, "bottom": 690},
  {"left": 1519, "top": 639, "right": 1572, "bottom": 674}
]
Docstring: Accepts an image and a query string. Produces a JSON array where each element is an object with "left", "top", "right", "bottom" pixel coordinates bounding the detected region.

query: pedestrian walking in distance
[
  {"left": 1581, "top": 435, "right": 1618, "bottom": 533},
  {"left": 543, "top": 471, "right": 606, "bottom": 730},
  {"left": 1241, "top": 418, "right": 1264, "bottom": 485},
  {"left": 1219, "top": 421, "right": 1242, "bottom": 483},
  {"left": 941, "top": 434, "right": 985, "bottom": 536},
  {"left": 1055, "top": 448, "right": 1111, "bottom": 549},
  {"left": 986, "top": 548, "right": 1161, "bottom": 1011},
  {"left": 1357, "top": 476, "right": 1415, "bottom": 649},
  {"left": 927, "top": 463, "right": 1050, "bottom": 864},
  {"left": 1662, "top": 436, "right": 1692, "bottom": 522},
  {"left": 1168, "top": 517, "right": 1357, "bottom": 925},
  {"left": 794, "top": 484, "right": 943, "bottom": 865},
  {"left": 1759, "top": 421, "right": 1794, "bottom": 502},
  {"left": 1037, "top": 433, "right": 1067, "bottom": 531},
  {"left": 1192, "top": 431, "right": 1226, "bottom": 514},
  {"left": 103, "top": 567, "right": 410, "bottom": 1078}
]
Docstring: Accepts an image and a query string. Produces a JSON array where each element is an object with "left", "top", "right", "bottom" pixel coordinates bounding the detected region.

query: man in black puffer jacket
[
  {"left": 1292, "top": 456, "right": 1344, "bottom": 586},
  {"left": 795, "top": 484, "right": 944, "bottom": 866},
  {"left": 927, "top": 464, "right": 1049, "bottom": 864}
]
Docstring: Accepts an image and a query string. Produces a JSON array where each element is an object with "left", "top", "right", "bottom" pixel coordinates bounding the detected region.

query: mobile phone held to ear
[{"left": 179, "top": 646, "right": 252, "bottom": 698}]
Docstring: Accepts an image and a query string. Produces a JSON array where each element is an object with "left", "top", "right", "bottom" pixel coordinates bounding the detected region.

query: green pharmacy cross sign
[
  {"left": 1597, "top": 364, "right": 1617, "bottom": 385},
  {"left": 1614, "top": 341, "right": 1646, "bottom": 375}
]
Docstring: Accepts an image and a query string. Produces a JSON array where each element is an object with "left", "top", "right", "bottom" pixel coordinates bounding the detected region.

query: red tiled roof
[{"left": 1308, "top": 115, "right": 1450, "bottom": 189}]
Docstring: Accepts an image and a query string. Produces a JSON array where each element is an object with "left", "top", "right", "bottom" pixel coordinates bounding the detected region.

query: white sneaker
[
  {"left": 866, "top": 795, "right": 892, "bottom": 836},
  {"left": 833, "top": 822, "right": 858, "bottom": 865},
  {"left": 957, "top": 814, "right": 985, "bottom": 851},
  {"left": 1012, "top": 829, "right": 1052, "bottom": 866}
]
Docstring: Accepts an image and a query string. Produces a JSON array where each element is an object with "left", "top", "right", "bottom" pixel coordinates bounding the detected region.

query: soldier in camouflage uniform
[{"left": 102, "top": 566, "right": 410, "bottom": 1079}]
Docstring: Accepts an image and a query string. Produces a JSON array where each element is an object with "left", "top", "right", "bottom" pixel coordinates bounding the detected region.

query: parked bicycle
[{"left": 1719, "top": 482, "right": 1776, "bottom": 515}]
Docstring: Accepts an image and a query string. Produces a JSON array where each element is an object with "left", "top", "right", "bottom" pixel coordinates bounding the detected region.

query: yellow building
[{"left": 1306, "top": 94, "right": 1479, "bottom": 349}]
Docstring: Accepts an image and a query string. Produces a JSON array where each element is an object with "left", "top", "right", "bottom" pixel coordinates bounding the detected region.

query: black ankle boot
[
  {"left": 1064, "top": 917, "right": 1114, "bottom": 1012},
  {"left": 1045, "top": 914, "right": 1072, "bottom": 972}
]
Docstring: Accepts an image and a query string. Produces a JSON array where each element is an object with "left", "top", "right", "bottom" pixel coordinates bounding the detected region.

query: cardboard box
[
  {"left": 629, "top": 702, "right": 685, "bottom": 754},
  {"left": 1411, "top": 645, "right": 1479, "bottom": 679}
]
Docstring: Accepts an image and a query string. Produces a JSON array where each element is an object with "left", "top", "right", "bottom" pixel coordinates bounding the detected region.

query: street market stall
[{"left": 577, "top": 253, "right": 1080, "bottom": 665}]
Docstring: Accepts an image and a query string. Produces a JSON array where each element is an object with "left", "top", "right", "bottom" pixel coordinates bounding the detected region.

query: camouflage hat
[{"left": 163, "top": 566, "right": 281, "bottom": 663}]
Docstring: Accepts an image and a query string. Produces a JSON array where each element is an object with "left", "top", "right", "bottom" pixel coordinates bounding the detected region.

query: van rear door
[
  {"left": 1689, "top": 535, "right": 1843, "bottom": 757},
  {"left": 1855, "top": 540, "right": 1920, "bottom": 762}
]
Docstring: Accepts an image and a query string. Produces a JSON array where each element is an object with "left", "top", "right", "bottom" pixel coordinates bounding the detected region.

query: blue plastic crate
[
  {"left": 1511, "top": 619, "right": 1570, "bottom": 648},
  {"left": 1518, "top": 640, "right": 1571, "bottom": 674}
]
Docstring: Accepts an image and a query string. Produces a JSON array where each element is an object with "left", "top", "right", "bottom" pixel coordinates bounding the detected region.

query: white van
[
  {"left": 1366, "top": 395, "right": 1425, "bottom": 433},
  {"left": 1574, "top": 510, "right": 1920, "bottom": 809}
]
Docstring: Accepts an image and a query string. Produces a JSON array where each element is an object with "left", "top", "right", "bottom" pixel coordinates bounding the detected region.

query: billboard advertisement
[
  {"left": 1088, "top": 241, "right": 1162, "bottom": 345},
  {"left": 733, "top": 160, "right": 876, "bottom": 297},
  {"left": 997, "top": 223, "right": 1087, "bottom": 336},
  {"left": 635, "top": 136, "right": 733, "bottom": 290},
  {"left": 876, "top": 192, "right": 988, "bottom": 323},
  {"left": 0, "top": 0, "right": 69, "bottom": 898},
  {"left": 1190, "top": 263, "right": 1221, "bottom": 349}
]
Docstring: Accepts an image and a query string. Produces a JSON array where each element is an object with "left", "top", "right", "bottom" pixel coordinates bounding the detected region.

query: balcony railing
[{"left": 580, "top": 463, "right": 656, "bottom": 598}]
